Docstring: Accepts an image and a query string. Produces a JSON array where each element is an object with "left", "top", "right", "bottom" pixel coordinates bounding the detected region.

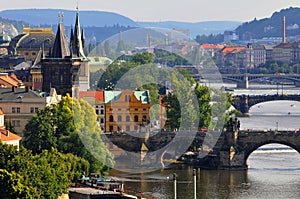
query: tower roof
[
  {"left": 71, "top": 10, "right": 86, "bottom": 59},
  {"left": 51, "top": 22, "right": 70, "bottom": 58}
]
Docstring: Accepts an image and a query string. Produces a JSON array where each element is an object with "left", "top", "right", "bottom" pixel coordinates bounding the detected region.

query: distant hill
[
  {"left": 138, "top": 21, "right": 241, "bottom": 38},
  {"left": 235, "top": 7, "right": 300, "bottom": 40},
  {"left": 0, "top": 9, "right": 138, "bottom": 27}
]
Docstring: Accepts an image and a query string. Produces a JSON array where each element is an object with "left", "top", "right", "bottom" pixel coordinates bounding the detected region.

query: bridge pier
[
  {"left": 237, "top": 95, "right": 249, "bottom": 116},
  {"left": 236, "top": 75, "right": 249, "bottom": 89}
]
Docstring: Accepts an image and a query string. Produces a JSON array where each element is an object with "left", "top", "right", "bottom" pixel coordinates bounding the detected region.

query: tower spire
[{"left": 71, "top": 4, "right": 86, "bottom": 59}]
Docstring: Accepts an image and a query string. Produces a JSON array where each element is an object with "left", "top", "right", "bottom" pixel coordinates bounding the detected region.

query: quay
[{"left": 68, "top": 187, "right": 138, "bottom": 199}]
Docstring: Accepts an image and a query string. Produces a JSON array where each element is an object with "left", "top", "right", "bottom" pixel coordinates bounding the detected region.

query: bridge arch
[
  {"left": 244, "top": 141, "right": 300, "bottom": 163},
  {"left": 248, "top": 100, "right": 300, "bottom": 113},
  {"left": 233, "top": 95, "right": 300, "bottom": 115}
]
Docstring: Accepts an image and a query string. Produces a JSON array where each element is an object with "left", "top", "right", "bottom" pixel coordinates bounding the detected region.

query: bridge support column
[
  {"left": 236, "top": 77, "right": 249, "bottom": 89},
  {"left": 239, "top": 95, "right": 249, "bottom": 116}
]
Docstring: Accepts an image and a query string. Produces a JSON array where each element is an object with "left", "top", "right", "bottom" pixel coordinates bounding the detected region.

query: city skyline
[{"left": 1, "top": 0, "right": 300, "bottom": 22}]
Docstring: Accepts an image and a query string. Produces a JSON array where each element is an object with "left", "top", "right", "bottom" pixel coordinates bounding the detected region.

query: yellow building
[{"left": 105, "top": 90, "right": 150, "bottom": 133}]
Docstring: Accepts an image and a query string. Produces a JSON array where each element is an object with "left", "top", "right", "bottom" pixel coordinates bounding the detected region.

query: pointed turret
[
  {"left": 72, "top": 9, "right": 86, "bottom": 59},
  {"left": 81, "top": 27, "right": 85, "bottom": 49},
  {"left": 51, "top": 21, "right": 70, "bottom": 58},
  {"left": 70, "top": 25, "right": 74, "bottom": 46}
]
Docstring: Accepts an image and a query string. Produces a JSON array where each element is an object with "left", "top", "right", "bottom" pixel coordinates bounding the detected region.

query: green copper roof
[{"left": 134, "top": 91, "right": 150, "bottom": 104}]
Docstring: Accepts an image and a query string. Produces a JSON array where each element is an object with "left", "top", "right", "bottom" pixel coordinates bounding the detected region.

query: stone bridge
[
  {"left": 232, "top": 94, "right": 300, "bottom": 116},
  {"left": 201, "top": 129, "right": 300, "bottom": 170},
  {"left": 221, "top": 74, "right": 300, "bottom": 89},
  {"left": 101, "top": 128, "right": 300, "bottom": 170}
]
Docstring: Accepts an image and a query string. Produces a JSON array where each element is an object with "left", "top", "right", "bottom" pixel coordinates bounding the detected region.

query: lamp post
[
  {"left": 193, "top": 169, "right": 197, "bottom": 199},
  {"left": 173, "top": 173, "right": 177, "bottom": 199}
]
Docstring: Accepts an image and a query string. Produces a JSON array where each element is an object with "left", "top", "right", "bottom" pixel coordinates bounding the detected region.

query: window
[
  {"left": 125, "top": 95, "right": 131, "bottom": 102},
  {"left": 100, "top": 118, "right": 104, "bottom": 124},
  {"left": 134, "top": 115, "right": 139, "bottom": 122},
  {"left": 96, "top": 109, "right": 99, "bottom": 115},
  {"left": 100, "top": 110, "right": 104, "bottom": 115},
  {"left": 126, "top": 116, "right": 130, "bottom": 122},
  {"left": 126, "top": 126, "right": 130, "bottom": 132},
  {"left": 31, "top": 107, "right": 39, "bottom": 113},
  {"left": 12, "top": 120, "right": 20, "bottom": 127},
  {"left": 134, "top": 126, "right": 138, "bottom": 131},
  {"left": 118, "top": 115, "right": 122, "bottom": 122},
  {"left": 12, "top": 107, "right": 15, "bottom": 113},
  {"left": 32, "top": 52, "right": 36, "bottom": 56},
  {"left": 143, "top": 108, "right": 147, "bottom": 111},
  {"left": 135, "top": 108, "right": 138, "bottom": 111},
  {"left": 142, "top": 115, "right": 147, "bottom": 122},
  {"left": 109, "top": 126, "right": 113, "bottom": 132},
  {"left": 16, "top": 107, "right": 20, "bottom": 113},
  {"left": 109, "top": 116, "right": 114, "bottom": 122}
]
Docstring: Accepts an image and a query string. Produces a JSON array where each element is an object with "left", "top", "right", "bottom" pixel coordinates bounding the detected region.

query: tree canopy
[
  {"left": 0, "top": 143, "right": 89, "bottom": 199},
  {"left": 24, "top": 95, "right": 113, "bottom": 174}
]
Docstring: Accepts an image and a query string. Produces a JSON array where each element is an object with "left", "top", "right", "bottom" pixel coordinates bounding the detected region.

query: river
[{"left": 109, "top": 86, "right": 300, "bottom": 199}]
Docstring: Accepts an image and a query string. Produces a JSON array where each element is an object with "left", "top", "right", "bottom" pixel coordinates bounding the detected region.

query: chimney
[
  {"left": 12, "top": 86, "right": 16, "bottom": 92},
  {"left": 282, "top": 16, "right": 286, "bottom": 43}
]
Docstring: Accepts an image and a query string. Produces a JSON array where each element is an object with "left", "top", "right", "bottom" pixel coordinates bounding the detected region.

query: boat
[{"left": 79, "top": 174, "right": 124, "bottom": 193}]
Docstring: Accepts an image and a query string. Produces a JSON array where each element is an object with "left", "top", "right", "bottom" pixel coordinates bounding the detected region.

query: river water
[{"left": 109, "top": 85, "right": 300, "bottom": 199}]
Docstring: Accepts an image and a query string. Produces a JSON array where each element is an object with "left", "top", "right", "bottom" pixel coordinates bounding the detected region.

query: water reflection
[{"left": 110, "top": 165, "right": 249, "bottom": 199}]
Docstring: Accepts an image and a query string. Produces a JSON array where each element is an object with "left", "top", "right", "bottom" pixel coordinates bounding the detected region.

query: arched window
[
  {"left": 126, "top": 116, "right": 130, "bottom": 122},
  {"left": 118, "top": 115, "right": 122, "bottom": 122},
  {"left": 134, "top": 115, "right": 139, "bottom": 122},
  {"left": 109, "top": 115, "right": 114, "bottom": 122},
  {"left": 142, "top": 115, "right": 147, "bottom": 122}
]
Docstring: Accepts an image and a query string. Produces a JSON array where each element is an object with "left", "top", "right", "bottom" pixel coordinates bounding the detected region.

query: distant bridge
[
  {"left": 232, "top": 94, "right": 300, "bottom": 115},
  {"left": 211, "top": 74, "right": 300, "bottom": 88},
  {"left": 101, "top": 127, "right": 300, "bottom": 170},
  {"left": 223, "top": 74, "right": 300, "bottom": 88}
]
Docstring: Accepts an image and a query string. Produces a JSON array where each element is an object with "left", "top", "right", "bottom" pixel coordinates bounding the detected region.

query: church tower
[{"left": 41, "top": 9, "right": 89, "bottom": 97}]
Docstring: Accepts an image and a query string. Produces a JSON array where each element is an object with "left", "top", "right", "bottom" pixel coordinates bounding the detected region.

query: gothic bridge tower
[{"left": 42, "top": 9, "right": 89, "bottom": 97}]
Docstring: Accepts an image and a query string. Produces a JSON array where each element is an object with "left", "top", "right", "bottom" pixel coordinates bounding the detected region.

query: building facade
[
  {"left": 0, "top": 87, "right": 60, "bottom": 134},
  {"left": 79, "top": 91, "right": 105, "bottom": 130},
  {"left": 0, "top": 110, "right": 21, "bottom": 150},
  {"left": 8, "top": 27, "right": 55, "bottom": 61},
  {"left": 105, "top": 90, "right": 150, "bottom": 133}
]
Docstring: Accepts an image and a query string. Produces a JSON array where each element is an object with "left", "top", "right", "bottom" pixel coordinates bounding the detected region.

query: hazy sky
[{"left": 1, "top": 0, "right": 300, "bottom": 22}]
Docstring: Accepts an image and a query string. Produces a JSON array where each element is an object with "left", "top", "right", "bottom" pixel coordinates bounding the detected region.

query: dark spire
[
  {"left": 72, "top": 8, "right": 86, "bottom": 59},
  {"left": 81, "top": 27, "right": 85, "bottom": 49},
  {"left": 51, "top": 21, "right": 70, "bottom": 58}
]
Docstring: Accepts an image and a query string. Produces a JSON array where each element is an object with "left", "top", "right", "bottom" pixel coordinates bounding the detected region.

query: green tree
[
  {"left": 0, "top": 142, "right": 89, "bottom": 199},
  {"left": 24, "top": 95, "right": 113, "bottom": 174},
  {"left": 195, "top": 83, "right": 212, "bottom": 128}
]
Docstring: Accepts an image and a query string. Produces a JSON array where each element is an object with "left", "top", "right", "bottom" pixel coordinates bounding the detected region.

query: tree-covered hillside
[{"left": 235, "top": 7, "right": 300, "bottom": 40}]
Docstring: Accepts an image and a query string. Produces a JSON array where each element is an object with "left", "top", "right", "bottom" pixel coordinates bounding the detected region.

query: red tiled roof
[
  {"left": 79, "top": 91, "right": 104, "bottom": 102},
  {"left": 0, "top": 74, "right": 23, "bottom": 88},
  {"left": 200, "top": 44, "right": 225, "bottom": 49},
  {"left": 221, "top": 46, "right": 246, "bottom": 54},
  {"left": 0, "top": 130, "right": 21, "bottom": 142}
]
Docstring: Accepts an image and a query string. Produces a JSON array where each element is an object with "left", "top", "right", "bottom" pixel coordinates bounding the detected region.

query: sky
[{"left": 1, "top": 0, "right": 300, "bottom": 22}]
